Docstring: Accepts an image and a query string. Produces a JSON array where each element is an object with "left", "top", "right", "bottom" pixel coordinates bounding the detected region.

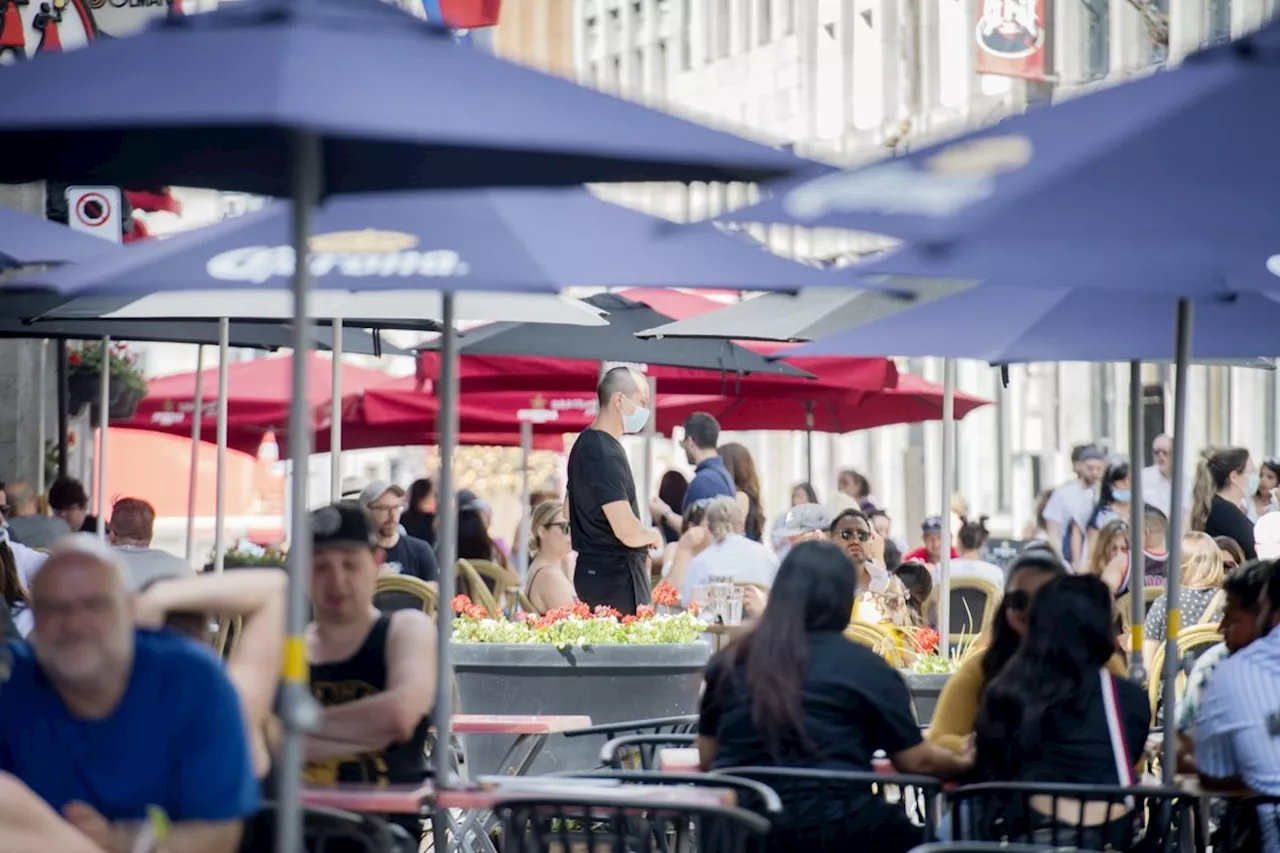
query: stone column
[{"left": 0, "top": 184, "right": 55, "bottom": 485}]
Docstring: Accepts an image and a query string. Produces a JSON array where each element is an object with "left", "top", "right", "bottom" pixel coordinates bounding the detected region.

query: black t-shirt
[
  {"left": 700, "top": 631, "right": 921, "bottom": 771},
  {"left": 1205, "top": 494, "right": 1257, "bottom": 559},
  {"left": 402, "top": 511, "right": 436, "bottom": 547},
  {"left": 975, "top": 672, "right": 1150, "bottom": 785},
  {"left": 381, "top": 534, "right": 440, "bottom": 583},
  {"left": 566, "top": 428, "right": 642, "bottom": 558}
]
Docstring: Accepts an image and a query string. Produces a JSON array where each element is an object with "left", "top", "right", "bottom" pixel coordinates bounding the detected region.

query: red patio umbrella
[{"left": 121, "top": 353, "right": 398, "bottom": 451}]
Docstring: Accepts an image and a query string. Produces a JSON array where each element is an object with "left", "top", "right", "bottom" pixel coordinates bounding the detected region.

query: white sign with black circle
[{"left": 66, "top": 186, "right": 123, "bottom": 243}]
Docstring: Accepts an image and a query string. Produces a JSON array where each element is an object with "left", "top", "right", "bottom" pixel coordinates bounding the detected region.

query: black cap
[{"left": 312, "top": 501, "right": 378, "bottom": 550}]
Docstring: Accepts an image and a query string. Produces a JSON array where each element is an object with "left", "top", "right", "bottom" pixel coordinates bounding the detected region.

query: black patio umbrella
[{"left": 418, "top": 293, "right": 815, "bottom": 384}]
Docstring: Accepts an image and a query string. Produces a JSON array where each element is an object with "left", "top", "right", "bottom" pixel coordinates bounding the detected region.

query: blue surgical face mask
[
  {"left": 621, "top": 397, "right": 650, "bottom": 434},
  {"left": 1112, "top": 488, "right": 1132, "bottom": 503},
  {"left": 1247, "top": 471, "right": 1261, "bottom": 496}
]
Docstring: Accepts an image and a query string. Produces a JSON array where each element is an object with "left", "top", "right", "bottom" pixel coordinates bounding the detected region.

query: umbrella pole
[
  {"left": 1127, "top": 360, "right": 1146, "bottom": 682},
  {"left": 185, "top": 346, "right": 206, "bottom": 564},
  {"left": 1161, "top": 300, "right": 1193, "bottom": 786},
  {"left": 641, "top": 376, "right": 657, "bottom": 527},
  {"left": 96, "top": 335, "right": 110, "bottom": 539},
  {"left": 938, "top": 358, "right": 955, "bottom": 659},
  {"left": 516, "top": 420, "right": 532, "bottom": 585},
  {"left": 330, "top": 316, "right": 343, "bottom": 501},
  {"left": 431, "top": 293, "right": 460, "bottom": 850},
  {"left": 214, "top": 320, "right": 229, "bottom": 574},
  {"left": 36, "top": 340, "right": 46, "bottom": 496},
  {"left": 56, "top": 339, "right": 69, "bottom": 478},
  {"left": 804, "top": 402, "right": 814, "bottom": 486},
  {"left": 277, "top": 130, "right": 322, "bottom": 853}
]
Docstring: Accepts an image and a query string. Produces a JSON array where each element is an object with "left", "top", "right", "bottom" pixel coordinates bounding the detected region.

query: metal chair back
[
  {"left": 714, "top": 765, "right": 941, "bottom": 848},
  {"left": 945, "top": 781, "right": 1199, "bottom": 851}
]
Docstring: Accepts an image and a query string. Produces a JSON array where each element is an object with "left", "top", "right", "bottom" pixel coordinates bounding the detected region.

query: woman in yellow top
[{"left": 928, "top": 545, "right": 1128, "bottom": 753}]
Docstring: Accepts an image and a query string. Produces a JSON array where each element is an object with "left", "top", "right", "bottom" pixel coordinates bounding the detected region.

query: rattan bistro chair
[
  {"left": 845, "top": 620, "right": 906, "bottom": 668},
  {"left": 374, "top": 575, "right": 438, "bottom": 615}
]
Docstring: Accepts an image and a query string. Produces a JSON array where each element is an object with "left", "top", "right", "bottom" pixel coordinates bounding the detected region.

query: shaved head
[{"left": 597, "top": 366, "right": 643, "bottom": 406}]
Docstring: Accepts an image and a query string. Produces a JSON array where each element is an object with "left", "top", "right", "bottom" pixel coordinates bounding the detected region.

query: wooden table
[
  {"left": 453, "top": 713, "right": 593, "bottom": 777},
  {"left": 656, "top": 747, "right": 895, "bottom": 776},
  {"left": 703, "top": 623, "right": 749, "bottom": 651},
  {"left": 301, "top": 782, "right": 435, "bottom": 815}
]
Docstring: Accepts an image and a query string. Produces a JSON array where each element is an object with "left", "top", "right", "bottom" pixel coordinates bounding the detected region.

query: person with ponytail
[
  {"left": 698, "top": 540, "right": 971, "bottom": 852},
  {"left": 523, "top": 500, "right": 577, "bottom": 615},
  {"left": 1191, "top": 447, "right": 1257, "bottom": 560}
]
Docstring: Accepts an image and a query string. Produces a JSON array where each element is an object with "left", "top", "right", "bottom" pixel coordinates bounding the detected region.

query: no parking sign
[{"left": 66, "top": 186, "right": 123, "bottom": 244}]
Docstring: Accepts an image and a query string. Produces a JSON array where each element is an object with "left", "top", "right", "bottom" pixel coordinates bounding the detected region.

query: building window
[
  {"left": 757, "top": 0, "right": 772, "bottom": 44},
  {"left": 656, "top": 40, "right": 668, "bottom": 92},
  {"left": 851, "top": 5, "right": 882, "bottom": 129},
  {"left": 1082, "top": 0, "right": 1110, "bottom": 80},
  {"left": 781, "top": 0, "right": 795, "bottom": 34},
  {"left": 717, "top": 0, "right": 731, "bottom": 58},
  {"left": 1146, "top": 0, "right": 1169, "bottom": 64},
  {"left": 680, "top": 0, "right": 693, "bottom": 68},
  {"left": 1206, "top": 0, "right": 1232, "bottom": 43}
]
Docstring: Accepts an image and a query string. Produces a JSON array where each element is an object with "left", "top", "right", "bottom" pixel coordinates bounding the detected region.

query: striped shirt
[{"left": 1196, "top": 625, "right": 1280, "bottom": 851}]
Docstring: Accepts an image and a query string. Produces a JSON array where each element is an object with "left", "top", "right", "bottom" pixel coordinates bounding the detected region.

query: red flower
[
  {"left": 569, "top": 601, "right": 591, "bottom": 619},
  {"left": 651, "top": 582, "right": 679, "bottom": 607},
  {"left": 635, "top": 604, "right": 656, "bottom": 619},
  {"left": 68, "top": 352, "right": 81, "bottom": 366},
  {"left": 451, "top": 594, "right": 473, "bottom": 614},
  {"left": 464, "top": 604, "right": 490, "bottom": 620},
  {"left": 914, "top": 626, "right": 941, "bottom": 654},
  {"left": 687, "top": 602, "right": 701, "bottom": 616},
  {"left": 621, "top": 615, "right": 638, "bottom": 625},
  {"left": 592, "top": 605, "right": 621, "bottom": 619},
  {"left": 513, "top": 611, "right": 530, "bottom": 623}
]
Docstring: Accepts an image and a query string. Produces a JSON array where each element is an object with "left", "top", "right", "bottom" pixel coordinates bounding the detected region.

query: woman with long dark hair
[
  {"left": 973, "top": 575, "right": 1150, "bottom": 847},
  {"left": 657, "top": 470, "right": 688, "bottom": 544},
  {"left": 1247, "top": 458, "right": 1280, "bottom": 522},
  {"left": 457, "top": 505, "right": 510, "bottom": 571},
  {"left": 1191, "top": 446, "right": 1257, "bottom": 559},
  {"left": 698, "top": 541, "right": 970, "bottom": 852},
  {"left": 0, "top": 542, "right": 31, "bottom": 638},
  {"left": 718, "top": 442, "right": 765, "bottom": 542},
  {"left": 928, "top": 547, "right": 1075, "bottom": 753},
  {"left": 1080, "top": 461, "right": 1130, "bottom": 567},
  {"left": 401, "top": 478, "right": 436, "bottom": 546}
]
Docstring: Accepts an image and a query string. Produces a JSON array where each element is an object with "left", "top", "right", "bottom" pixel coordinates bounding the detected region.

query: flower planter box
[
  {"left": 901, "top": 671, "right": 952, "bottom": 726},
  {"left": 453, "top": 642, "right": 710, "bottom": 777},
  {"left": 68, "top": 372, "right": 145, "bottom": 426}
]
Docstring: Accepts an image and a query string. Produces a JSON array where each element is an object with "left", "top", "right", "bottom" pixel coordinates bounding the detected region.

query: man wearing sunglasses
[{"left": 1140, "top": 434, "right": 1190, "bottom": 520}]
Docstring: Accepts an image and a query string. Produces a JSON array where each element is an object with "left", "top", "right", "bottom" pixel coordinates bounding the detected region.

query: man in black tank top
[{"left": 303, "top": 502, "right": 438, "bottom": 842}]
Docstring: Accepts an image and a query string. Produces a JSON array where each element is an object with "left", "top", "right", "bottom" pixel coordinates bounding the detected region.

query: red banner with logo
[{"left": 974, "top": 0, "right": 1052, "bottom": 81}]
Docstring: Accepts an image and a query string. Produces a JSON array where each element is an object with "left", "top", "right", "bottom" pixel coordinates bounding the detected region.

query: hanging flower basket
[{"left": 66, "top": 342, "right": 148, "bottom": 427}]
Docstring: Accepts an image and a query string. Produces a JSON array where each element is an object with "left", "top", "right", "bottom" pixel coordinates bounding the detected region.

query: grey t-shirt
[
  {"left": 114, "top": 547, "right": 195, "bottom": 591},
  {"left": 7, "top": 515, "right": 71, "bottom": 549}
]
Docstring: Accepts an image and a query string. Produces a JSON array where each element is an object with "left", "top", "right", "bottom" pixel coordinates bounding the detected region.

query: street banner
[{"left": 975, "top": 0, "right": 1053, "bottom": 81}]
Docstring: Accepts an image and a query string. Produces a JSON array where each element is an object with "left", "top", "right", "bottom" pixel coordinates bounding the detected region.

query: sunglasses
[
  {"left": 1004, "top": 590, "right": 1031, "bottom": 612},
  {"left": 836, "top": 528, "right": 871, "bottom": 543},
  {"left": 544, "top": 522, "right": 570, "bottom": 534}
]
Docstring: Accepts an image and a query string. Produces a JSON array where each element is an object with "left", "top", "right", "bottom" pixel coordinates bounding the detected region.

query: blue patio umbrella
[
  {"left": 21, "top": 187, "right": 848, "bottom": 296},
  {"left": 731, "top": 20, "right": 1280, "bottom": 252},
  {"left": 786, "top": 285, "right": 1280, "bottom": 363},
  {"left": 0, "top": 0, "right": 813, "bottom": 844},
  {"left": 0, "top": 0, "right": 802, "bottom": 194},
  {"left": 0, "top": 205, "right": 121, "bottom": 268}
]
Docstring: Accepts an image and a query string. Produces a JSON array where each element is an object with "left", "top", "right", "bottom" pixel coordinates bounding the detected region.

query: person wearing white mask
[{"left": 565, "top": 366, "right": 663, "bottom": 615}]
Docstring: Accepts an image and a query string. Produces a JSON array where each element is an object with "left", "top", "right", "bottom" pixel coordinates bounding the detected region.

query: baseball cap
[
  {"left": 457, "top": 488, "right": 490, "bottom": 515},
  {"left": 921, "top": 515, "right": 943, "bottom": 534},
  {"left": 312, "top": 502, "right": 379, "bottom": 550},
  {"left": 779, "top": 503, "right": 831, "bottom": 537},
  {"left": 1076, "top": 447, "right": 1106, "bottom": 463},
  {"left": 357, "top": 480, "right": 403, "bottom": 508}
]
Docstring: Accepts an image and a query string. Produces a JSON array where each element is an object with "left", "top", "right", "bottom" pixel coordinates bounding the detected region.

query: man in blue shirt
[
  {"left": 650, "top": 412, "right": 736, "bottom": 532},
  {"left": 0, "top": 535, "right": 258, "bottom": 853}
]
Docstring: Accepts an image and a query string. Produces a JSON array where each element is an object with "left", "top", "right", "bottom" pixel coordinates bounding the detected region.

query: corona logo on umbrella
[
  {"left": 206, "top": 229, "right": 472, "bottom": 284},
  {"left": 783, "top": 135, "right": 1035, "bottom": 220}
]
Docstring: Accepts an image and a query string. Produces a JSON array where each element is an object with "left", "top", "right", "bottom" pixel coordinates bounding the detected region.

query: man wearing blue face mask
[{"left": 565, "top": 366, "right": 665, "bottom": 615}]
